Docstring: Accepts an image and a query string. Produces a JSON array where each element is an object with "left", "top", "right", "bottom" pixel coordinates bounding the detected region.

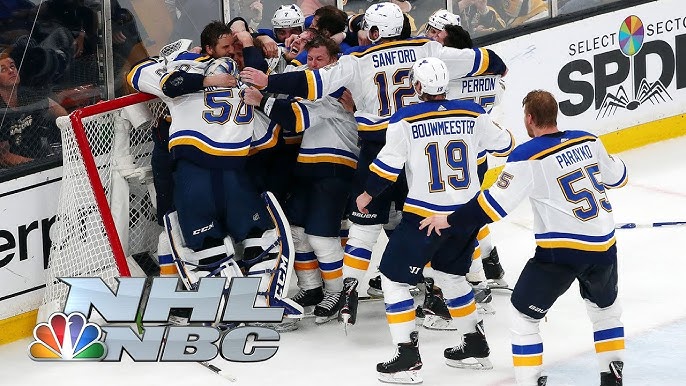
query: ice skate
[
  {"left": 339, "top": 278, "right": 359, "bottom": 334},
  {"left": 368, "top": 275, "right": 420, "bottom": 298},
  {"left": 600, "top": 361, "right": 623, "bottom": 386},
  {"left": 471, "top": 281, "right": 495, "bottom": 315},
  {"left": 377, "top": 331, "right": 423, "bottom": 384},
  {"left": 538, "top": 376, "right": 548, "bottom": 385},
  {"left": 421, "top": 277, "right": 455, "bottom": 330},
  {"left": 314, "top": 290, "right": 343, "bottom": 324},
  {"left": 444, "top": 321, "right": 493, "bottom": 370},
  {"left": 483, "top": 247, "right": 508, "bottom": 289},
  {"left": 291, "top": 286, "right": 324, "bottom": 315}
]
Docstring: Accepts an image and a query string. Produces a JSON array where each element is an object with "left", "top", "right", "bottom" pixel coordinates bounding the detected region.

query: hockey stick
[{"left": 615, "top": 221, "right": 686, "bottom": 229}]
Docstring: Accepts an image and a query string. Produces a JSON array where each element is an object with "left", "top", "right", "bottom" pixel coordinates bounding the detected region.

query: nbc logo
[{"left": 28, "top": 312, "right": 107, "bottom": 361}]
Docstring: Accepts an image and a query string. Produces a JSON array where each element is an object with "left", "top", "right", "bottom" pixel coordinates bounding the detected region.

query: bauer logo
[
  {"left": 29, "top": 277, "right": 283, "bottom": 363},
  {"left": 29, "top": 312, "right": 107, "bottom": 361}
]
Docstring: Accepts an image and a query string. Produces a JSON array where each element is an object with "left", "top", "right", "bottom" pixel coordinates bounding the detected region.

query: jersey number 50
[
  {"left": 558, "top": 163, "right": 612, "bottom": 221},
  {"left": 203, "top": 89, "right": 253, "bottom": 125},
  {"left": 425, "top": 140, "right": 471, "bottom": 192}
]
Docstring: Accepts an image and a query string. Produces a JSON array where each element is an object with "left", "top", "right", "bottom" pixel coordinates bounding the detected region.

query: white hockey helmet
[
  {"left": 410, "top": 57, "right": 449, "bottom": 95},
  {"left": 428, "top": 10, "right": 461, "bottom": 30},
  {"left": 363, "top": 2, "right": 404, "bottom": 43},
  {"left": 272, "top": 4, "right": 305, "bottom": 29},
  {"left": 205, "top": 57, "right": 239, "bottom": 78}
]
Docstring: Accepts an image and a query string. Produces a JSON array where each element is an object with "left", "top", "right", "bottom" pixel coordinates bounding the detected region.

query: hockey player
[
  {"left": 243, "top": 35, "right": 360, "bottom": 324},
  {"left": 258, "top": 4, "right": 305, "bottom": 44},
  {"left": 424, "top": 9, "right": 461, "bottom": 43},
  {"left": 127, "top": 22, "right": 302, "bottom": 324},
  {"left": 239, "top": 2, "right": 508, "bottom": 328},
  {"left": 420, "top": 90, "right": 627, "bottom": 386},
  {"left": 356, "top": 57, "right": 513, "bottom": 383}
]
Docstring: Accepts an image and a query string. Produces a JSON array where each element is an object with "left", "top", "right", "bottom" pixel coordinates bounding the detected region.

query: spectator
[
  {"left": 0, "top": 53, "right": 66, "bottom": 167},
  {"left": 492, "top": 0, "right": 549, "bottom": 27},
  {"left": 463, "top": 0, "right": 506, "bottom": 36}
]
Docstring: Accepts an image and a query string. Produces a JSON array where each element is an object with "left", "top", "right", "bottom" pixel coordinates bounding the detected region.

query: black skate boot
[
  {"left": 377, "top": 331, "right": 423, "bottom": 384},
  {"left": 537, "top": 376, "right": 548, "bottom": 385},
  {"left": 291, "top": 286, "right": 324, "bottom": 308},
  {"left": 600, "top": 361, "right": 623, "bottom": 386},
  {"left": 368, "top": 275, "right": 421, "bottom": 298},
  {"left": 314, "top": 290, "right": 343, "bottom": 324},
  {"left": 483, "top": 247, "right": 508, "bottom": 289},
  {"left": 421, "top": 277, "right": 454, "bottom": 330},
  {"left": 444, "top": 321, "right": 493, "bottom": 369},
  {"left": 339, "top": 278, "right": 359, "bottom": 334},
  {"left": 470, "top": 281, "right": 495, "bottom": 315}
]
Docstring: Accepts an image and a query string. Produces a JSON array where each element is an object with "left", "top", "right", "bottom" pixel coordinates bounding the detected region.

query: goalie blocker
[{"left": 163, "top": 192, "right": 303, "bottom": 322}]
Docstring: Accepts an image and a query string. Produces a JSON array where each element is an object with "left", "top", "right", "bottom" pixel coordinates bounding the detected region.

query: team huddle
[{"left": 126, "top": 3, "right": 627, "bottom": 386}]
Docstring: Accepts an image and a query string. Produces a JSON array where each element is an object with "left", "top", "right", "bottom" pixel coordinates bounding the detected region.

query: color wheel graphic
[{"left": 619, "top": 15, "right": 644, "bottom": 57}]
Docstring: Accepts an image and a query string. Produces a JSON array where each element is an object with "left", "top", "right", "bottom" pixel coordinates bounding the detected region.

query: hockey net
[{"left": 40, "top": 93, "right": 167, "bottom": 320}]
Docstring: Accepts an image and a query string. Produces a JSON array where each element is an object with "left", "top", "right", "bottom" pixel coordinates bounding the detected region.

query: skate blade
[
  {"left": 340, "top": 313, "right": 352, "bottom": 335},
  {"left": 445, "top": 356, "right": 493, "bottom": 370},
  {"left": 249, "top": 321, "right": 299, "bottom": 332},
  {"left": 377, "top": 370, "right": 423, "bottom": 384},
  {"left": 477, "top": 303, "right": 496, "bottom": 315},
  {"left": 486, "top": 278, "right": 509, "bottom": 289},
  {"left": 314, "top": 314, "right": 339, "bottom": 325},
  {"left": 422, "top": 315, "right": 457, "bottom": 331},
  {"left": 367, "top": 286, "right": 421, "bottom": 298}
]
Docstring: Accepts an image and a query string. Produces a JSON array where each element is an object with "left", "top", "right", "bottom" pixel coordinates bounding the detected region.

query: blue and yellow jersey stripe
[
  {"left": 467, "top": 48, "right": 490, "bottom": 77},
  {"left": 304, "top": 70, "right": 324, "bottom": 100},
  {"left": 385, "top": 299, "right": 416, "bottom": 324},
  {"left": 477, "top": 190, "right": 508, "bottom": 221},
  {"left": 403, "top": 198, "right": 463, "bottom": 218},
  {"left": 297, "top": 147, "right": 358, "bottom": 169},
  {"left": 127, "top": 59, "right": 157, "bottom": 91},
  {"left": 347, "top": 38, "right": 431, "bottom": 58},
  {"left": 535, "top": 231, "right": 616, "bottom": 252},
  {"left": 291, "top": 99, "right": 310, "bottom": 133},
  {"left": 319, "top": 260, "right": 343, "bottom": 281},
  {"left": 356, "top": 116, "right": 390, "bottom": 132},
  {"left": 369, "top": 159, "right": 401, "bottom": 182},
  {"left": 605, "top": 160, "right": 628, "bottom": 188},
  {"left": 343, "top": 245, "right": 372, "bottom": 271},
  {"left": 512, "top": 343, "right": 543, "bottom": 367},
  {"left": 168, "top": 131, "right": 251, "bottom": 157},
  {"left": 445, "top": 292, "right": 477, "bottom": 318},
  {"left": 249, "top": 122, "right": 281, "bottom": 155},
  {"left": 594, "top": 327, "right": 625, "bottom": 353},
  {"left": 488, "top": 129, "right": 515, "bottom": 157}
]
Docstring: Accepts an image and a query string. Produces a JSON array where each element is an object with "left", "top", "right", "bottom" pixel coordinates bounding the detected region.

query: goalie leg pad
[
  {"left": 164, "top": 211, "right": 237, "bottom": 290},
  {"left": 157, "top": 231, "right": 178, "bottom": 277}
]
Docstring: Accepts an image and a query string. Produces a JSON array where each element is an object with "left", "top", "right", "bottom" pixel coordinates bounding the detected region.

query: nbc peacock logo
[{"left": 28, "top": 312, "right": 107, "bottom": 361}]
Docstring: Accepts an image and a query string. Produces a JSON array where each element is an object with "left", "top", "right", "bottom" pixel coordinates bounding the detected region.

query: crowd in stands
[{"left": 0, "top": 0, "right": 624, "bottom": 171}]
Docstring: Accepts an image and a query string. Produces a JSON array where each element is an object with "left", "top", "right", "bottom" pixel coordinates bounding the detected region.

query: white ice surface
[{"left": 3, "top": 136, "right": 686, "bottom": 386}]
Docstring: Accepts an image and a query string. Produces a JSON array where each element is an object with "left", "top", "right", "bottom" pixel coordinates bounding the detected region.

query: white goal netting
[{"left": 40, "top": 93, "right": 167, "bottom": 319}]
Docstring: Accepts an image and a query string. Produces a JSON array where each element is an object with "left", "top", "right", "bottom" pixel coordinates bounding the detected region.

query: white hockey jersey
[
  {"left": 477, "top": 130, "right": 628, "bottom": 263},
  {"left": 447, "top": 74, "right": 508, "bottom": 166},
  {"left": 365, "top": 99, "right": 514, "bottom": 219},
  {"left": 128, "top": 56, "right": 257, "bottom": 168},
  {"left": 289, "top": 95, "right": 360, "bottom": 177},
  {"left": 263, "top": 38, "right": 507, "bottom": 143}
]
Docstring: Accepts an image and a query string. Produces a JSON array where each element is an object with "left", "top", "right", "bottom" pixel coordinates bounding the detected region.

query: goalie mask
[
  {"left": 410, "top": 57, "right": 449, "bottom": 96},
  {"left": 363, "top": 2, "right": 404, "bottom": 43}
]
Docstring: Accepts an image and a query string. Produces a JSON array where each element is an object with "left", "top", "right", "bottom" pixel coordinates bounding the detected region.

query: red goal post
[{"left": 40, "top": 92, "right": 166, "bottom": 320}]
